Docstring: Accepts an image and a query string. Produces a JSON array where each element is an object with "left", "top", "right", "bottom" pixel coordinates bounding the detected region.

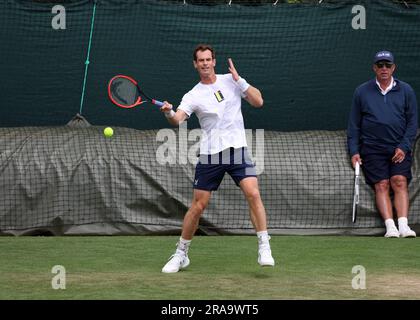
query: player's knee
[
  {"left": 375, "top": 179, "right": 390, "bottom": 193},
  {"left": 244, "top": 188, "right": 261, "bottom": 202},
  {"left": 390, "top": 176, "right": 407, "bottom": 191},
  {"left": 191, "top": 200, "right": 207, "bottom": 215}
]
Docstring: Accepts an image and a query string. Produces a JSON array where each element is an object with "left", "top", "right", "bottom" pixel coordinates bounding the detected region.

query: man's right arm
[
  {"left": 347, "top": 89, "right": 362, "bottom": 166},
  {"left": 160, "top": 102, "right": 188, "bottom": 126}
]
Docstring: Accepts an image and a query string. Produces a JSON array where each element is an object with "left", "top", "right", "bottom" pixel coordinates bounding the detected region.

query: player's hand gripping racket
[
  {"left": 352, "top": 162, "right": 360, "bottom": 223},
  {"left": 108, "top": 75, "right": 164, "bottom": 109}
]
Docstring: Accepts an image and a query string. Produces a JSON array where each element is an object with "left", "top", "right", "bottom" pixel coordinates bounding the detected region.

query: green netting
[
  {"left": 1, "top": 0, "right": 419, "bottom": 235},
  {"left": 0, "top": 126, "right": 419, "bottom": 235}
]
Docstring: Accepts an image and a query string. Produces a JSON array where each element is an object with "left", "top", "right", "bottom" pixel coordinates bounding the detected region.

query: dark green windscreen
[{"left": 0, "top": 0, "right": 419, "bottom": 130}]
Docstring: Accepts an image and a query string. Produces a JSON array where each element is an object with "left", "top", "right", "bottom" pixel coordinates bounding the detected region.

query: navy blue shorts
[
  {"left": 361, "top": 147, "right": 412, "bottom": 186},
  {"left": 193, "top": 147, "right": 257, "bottom": 191}
]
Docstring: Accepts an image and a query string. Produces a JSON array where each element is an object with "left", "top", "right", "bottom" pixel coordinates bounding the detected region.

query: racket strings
[{"left": 110, "top": 78, "right": 140, "bottom": 106}]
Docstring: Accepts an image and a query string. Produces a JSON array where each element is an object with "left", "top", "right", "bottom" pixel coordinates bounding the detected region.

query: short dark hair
[{"left": 193, "top": 44, "right": 215, "bottom": 61}]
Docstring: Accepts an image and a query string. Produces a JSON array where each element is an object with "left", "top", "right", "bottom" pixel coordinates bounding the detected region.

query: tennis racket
[
  {"left": 352, "top": 161, "right": 360, "bottom": 223},
  {"left": 108, "top": 75, "right": 164, "bottom": 109}
]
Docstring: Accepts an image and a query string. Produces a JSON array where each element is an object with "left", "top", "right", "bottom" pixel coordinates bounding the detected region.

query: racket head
[
  {"left": 352, "top": 204, "right": 357, "bottom": 223},
  {"left": 108, "top": 75, "right": 143, "bottom": 109},
  {"left": 352, "top": 163, "right": 360, "bottom": 223},
  {"left": 352, "top": 185, "right": 358, "bottom": 223}
]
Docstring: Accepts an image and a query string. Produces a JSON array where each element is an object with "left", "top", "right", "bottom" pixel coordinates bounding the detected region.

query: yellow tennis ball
[{"left": 104, "top": 127, "right": 113, "bottom": 138}]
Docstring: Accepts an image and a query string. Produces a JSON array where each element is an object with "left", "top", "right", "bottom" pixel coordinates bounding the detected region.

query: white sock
[
  {"left": 257, "top": 230, "right": 269, "bottom": 239},
  {"left": 398, "top": 217, "right": 409, "bottom": 230},
  {"left": 176, "top": 237, "right": 191, "bottom": 255},
  {"left": 385, "top": 219, "right": 396, "bottom": 230},
  {"left": 257, "top": 231, "right": 271, "bottom": 249}
]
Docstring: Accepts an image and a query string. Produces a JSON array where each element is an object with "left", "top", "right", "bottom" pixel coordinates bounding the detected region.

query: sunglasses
[{"left": 375, "top": 62, "right": 394, "bottom": 69}]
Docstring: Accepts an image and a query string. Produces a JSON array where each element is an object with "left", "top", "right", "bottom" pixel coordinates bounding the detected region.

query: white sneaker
[
  {"left": 162, "top": 253, "right": 190, "bottom": 273},
  {"left": 258, "top": 248, "right": 275, "bottom": 267},
  {"left": 384, "top": 226, "right": 400, "bottom": 238},
  {"left": 399, "top": 227, "right": 416, "bottom": 238}
]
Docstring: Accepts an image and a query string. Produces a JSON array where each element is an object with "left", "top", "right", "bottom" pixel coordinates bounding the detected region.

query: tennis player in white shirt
[{"left": 160, "top": 44, "right": 275, "bottom": 273}]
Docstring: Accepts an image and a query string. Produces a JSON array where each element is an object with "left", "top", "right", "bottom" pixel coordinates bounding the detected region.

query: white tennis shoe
[
  {"left": 162, "top": 253, "right": 190, "bottom": 273},
  {"left": 399, "top": 227, "right": 416, "bottom": 238},
  {"left": 258, "top": 248, "right": 275, "bottom": 267},
  {"left": 384, "top": 226, "right": 400, "bottom": 238}
]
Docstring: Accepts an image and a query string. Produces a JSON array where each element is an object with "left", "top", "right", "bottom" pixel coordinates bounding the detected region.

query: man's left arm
[
  {"left": 398, "top": 86, "right": 418, "bottom": 153},
  {"left": 228, "top": 58, "right": 263, "bottom": 108},
  {"left": 243, "top": 85, "right": 264, "bottom": 108}
]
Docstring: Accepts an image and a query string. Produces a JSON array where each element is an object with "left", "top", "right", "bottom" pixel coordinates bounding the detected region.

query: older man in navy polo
[{"left": 347, "top": 50, "right": 418, "bottom": 238}]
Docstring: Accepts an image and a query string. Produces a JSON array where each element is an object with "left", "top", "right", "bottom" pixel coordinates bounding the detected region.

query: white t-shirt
[{"left": 177, "top": 74, "right": 248, "bottom": 155}]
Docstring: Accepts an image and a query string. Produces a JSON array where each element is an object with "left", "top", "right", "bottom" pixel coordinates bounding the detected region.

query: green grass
[{"left": 0, "top": 235, "right": 419, "bottom": 300}]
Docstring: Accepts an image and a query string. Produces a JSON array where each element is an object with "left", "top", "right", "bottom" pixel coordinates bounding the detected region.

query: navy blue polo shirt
[{"left": 347, "top": 78, "right": 418, "bottom": 156}]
